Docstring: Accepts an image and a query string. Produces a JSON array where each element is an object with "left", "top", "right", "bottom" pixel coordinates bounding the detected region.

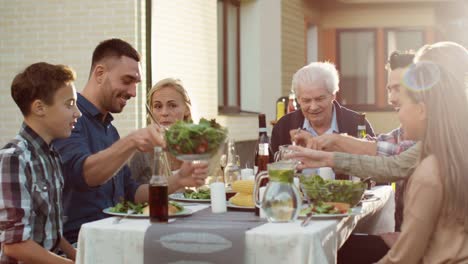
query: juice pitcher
[{"left": 253, "top": 161, "right": 302, "bottom": 223}]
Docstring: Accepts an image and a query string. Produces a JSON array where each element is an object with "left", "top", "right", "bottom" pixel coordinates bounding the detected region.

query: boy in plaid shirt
[{"left": 0, "top": 62, "right": 81, "bottom": 263}]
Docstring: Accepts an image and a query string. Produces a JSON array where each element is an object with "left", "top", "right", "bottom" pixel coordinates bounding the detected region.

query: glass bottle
[
  {"left": 357, "top": 113, "right": 367, "bottom": 139},
  {"left": 287, "top": 90, "right": 298, "bottom": 114},
  {"left": 223, "top": 139, "right": 240, "bottom": 197},
  {"left": 149, "top": 146, "right": 171, "bottom": 223},
  {"left": 254, "top": 113, "right": 271, "bottom": 216},
  {"left": 276, "top": 96, "right": 288, "bottom": 121}
]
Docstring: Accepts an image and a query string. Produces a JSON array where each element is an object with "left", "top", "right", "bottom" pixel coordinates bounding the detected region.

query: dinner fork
[
  {"left": 292, "top": 127, "right": 302, "bottom": 146},
  {"left": 301, "top": 211, "right": 314, "bottom": 227},
  {"left": 113, "top": 209, "right": 135, "bottom": 224}
]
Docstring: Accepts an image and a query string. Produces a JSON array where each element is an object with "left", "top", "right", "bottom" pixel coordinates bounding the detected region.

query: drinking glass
[{"left": 274, "top": 144, "right": 296, "bottom": 162}]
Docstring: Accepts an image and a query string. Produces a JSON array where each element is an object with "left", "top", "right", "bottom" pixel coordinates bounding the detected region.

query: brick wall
[
  {"left": 0, "top": 0, "right": 146, "bottom": 145},
  {"left": 281, "top": 0, "right": 305, "bottom": 97}
]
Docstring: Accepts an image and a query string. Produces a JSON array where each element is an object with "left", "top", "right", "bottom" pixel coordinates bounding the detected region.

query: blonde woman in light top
[
  {"left": 290, "top": 41, "right": 468, "bottom": 263},
  {"left": 129, "top": 78, "right": 208, "bottom": 187}
]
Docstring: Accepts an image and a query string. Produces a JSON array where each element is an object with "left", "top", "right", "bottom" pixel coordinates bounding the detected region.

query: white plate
[
  {"left": 226, "top": 201, "right": 255, "bottom": 210},
  {"left": 102, "top": 207, "right": 193, "bottom": 218},
  {"left": 361, "top": 197, "right": 380, "bottom": 203},
  {"left": 169, "top": 192, "right": 211, "bottom": 203},
  {"left": 299, "top": 206, "right": 361, "bottom": 219}
]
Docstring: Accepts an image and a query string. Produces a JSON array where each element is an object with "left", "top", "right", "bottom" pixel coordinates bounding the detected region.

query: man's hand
[
  {"left": 313, "top": 134, "right": 340, "bottom": 151},
  {"left": 175, "top": 160, "right": 209, "bottom": 188},
  {"left": 290, "top": 129, "right": 339, "bottom": 151},
  {"left": 290, "top": 129, "right": 314, "bottom": 148},
  {"left": 128, "top": 124, "right": 166, "bottom": 152}
]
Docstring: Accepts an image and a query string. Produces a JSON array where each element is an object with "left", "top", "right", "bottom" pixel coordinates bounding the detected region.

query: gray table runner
[{"left": 144, "top": 208, "right": 266, "bottom": 264}]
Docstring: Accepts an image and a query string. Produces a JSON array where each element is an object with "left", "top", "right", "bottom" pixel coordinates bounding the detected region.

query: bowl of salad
[
  {"left": 300, "top": 175, "right": 366, "bottom": 207},
  {"left": 165, "top": 118, "right": 228, "bottom": 161}
]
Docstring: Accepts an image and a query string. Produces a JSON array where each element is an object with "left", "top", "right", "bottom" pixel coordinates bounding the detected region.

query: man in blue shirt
[{"left": 53, "top": 39, "right": 208, "bottom": 243}]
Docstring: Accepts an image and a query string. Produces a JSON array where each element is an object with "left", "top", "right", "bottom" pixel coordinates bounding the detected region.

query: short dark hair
[
  {"left": 11, "top": 62, "right": 76, "bottom": 116},
  {"left": 90, "top": 38, "right": 141, "bottom": 73},
  {"left": 386, "top": 50, "right": 415, "bottom": 70}
]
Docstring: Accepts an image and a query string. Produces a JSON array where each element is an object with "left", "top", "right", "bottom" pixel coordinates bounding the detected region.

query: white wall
[
  {"left": 307, "top": 26, "right": 318, "bottom": 63},
  {"left": 151, "top": 0, "right": 218, "bottom": 123},
  {"left": 239, "top": 0, "right": 281, "bottom": 135}
]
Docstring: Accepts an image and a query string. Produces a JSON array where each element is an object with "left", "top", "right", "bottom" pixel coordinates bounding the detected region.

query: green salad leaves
[
  {"left": 165, "top": 118, "right": 227, "bottom": 156},
  {"left": 183, "top": 188, "right": 211, "bottom": 199},
  {"left": 109, "top": 200, "right": 183, "bottom": 215},
  {"left": 109, "top": 200, "right": 148, "bottom": 214},
  {"left": 300, "top": 175, "right": 366, "bottom": 207}
]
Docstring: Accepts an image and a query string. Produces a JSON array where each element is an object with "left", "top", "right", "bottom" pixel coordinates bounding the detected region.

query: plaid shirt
[
  {"left": 375, "top": 127, "right": 415, "bottom": 156},
  {"left": 0, "top": 123, "right": 64, "bottom": 263},
  {"left": 373, "top": 127, "right": 416, "bottom": 232}
]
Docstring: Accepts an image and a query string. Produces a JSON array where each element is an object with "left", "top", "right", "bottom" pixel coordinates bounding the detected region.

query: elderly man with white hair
[{"left": 271, "top": 62, "right": 375, "bottom": 179}]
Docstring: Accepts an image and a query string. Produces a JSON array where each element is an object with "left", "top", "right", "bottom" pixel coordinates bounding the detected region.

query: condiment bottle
[
  {"left": 149, "top": 147, "right": 171, "bottom": 223},
  {"left": 357, "top": 113, "right": 367, "bottom": 139},
  {"left": 287, "top": 90, "right": 298, "bottom": 113},
  {"left": 254, "top": 113, "right": 271, "bottom": 216}
]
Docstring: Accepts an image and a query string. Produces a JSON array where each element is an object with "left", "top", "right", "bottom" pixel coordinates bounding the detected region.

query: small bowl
[{"left": 300, "top": 175, "right": 366, "bottom": 207}]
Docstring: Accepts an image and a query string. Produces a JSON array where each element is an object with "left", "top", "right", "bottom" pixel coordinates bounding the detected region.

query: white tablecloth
[{"left": 76, "top": 186, "right": 394, "bottom": 264}]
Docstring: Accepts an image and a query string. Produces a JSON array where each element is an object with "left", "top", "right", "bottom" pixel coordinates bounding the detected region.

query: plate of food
[
  {"left": 226, "top": 180, "right": 255, "bottom": 210},
  {"left": 299, "top": 202, "right": 361, "bottom": 219},
  {"left": 103, "top": 200, "right": 192, "bottom": 218},
  {"left": 227, "top": 201, "right": 255, "bottom": 210},
  {"left": 169, "top": 188, "right": 211, "bottom": 203}
]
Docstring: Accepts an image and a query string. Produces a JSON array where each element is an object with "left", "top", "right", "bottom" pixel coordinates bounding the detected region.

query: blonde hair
[
  {"left": 148, "top": 78, "right": 192, "bottom": 121},
  {"left": 410, "top": 41, "right": 468, "bottom": 224}
]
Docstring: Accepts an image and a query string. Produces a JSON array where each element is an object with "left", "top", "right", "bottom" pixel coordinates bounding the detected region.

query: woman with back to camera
[
  {"left": 129, "top": 78, "right": 207, "bottom": 187},
  {"left": 289, "top": 41, "right": 468, "bottom": 263}
]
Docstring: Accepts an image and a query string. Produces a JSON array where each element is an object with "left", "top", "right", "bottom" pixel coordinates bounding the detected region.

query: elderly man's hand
[
  {"left": 313, "top": 134, "right": 341, "bottom": 151},
  {"left": 176, "top": 160, "right": 209, "bottom": 188},
  {"left": 290, "top": 129, "right": 315, "bottom": 148}
]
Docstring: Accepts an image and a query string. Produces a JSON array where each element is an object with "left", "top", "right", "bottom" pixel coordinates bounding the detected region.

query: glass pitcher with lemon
[{"left": 253, "top": 161, "right": 302, "bottom": 222}]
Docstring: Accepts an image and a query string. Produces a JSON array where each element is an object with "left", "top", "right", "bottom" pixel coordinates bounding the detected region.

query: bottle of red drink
[{"left": 149, "top": 147, "right": 171, "bottom": 223}]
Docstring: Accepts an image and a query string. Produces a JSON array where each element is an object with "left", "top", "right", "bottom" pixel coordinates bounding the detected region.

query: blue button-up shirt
[
  {"left": 302, "top": 105, "right": 338, "bottom": 136},
  {"left": 302, "top": 106, "right": 338, "bottom": 178},
  {"left": 53, "top": 93, "right": 140, "bottom": 243}
]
